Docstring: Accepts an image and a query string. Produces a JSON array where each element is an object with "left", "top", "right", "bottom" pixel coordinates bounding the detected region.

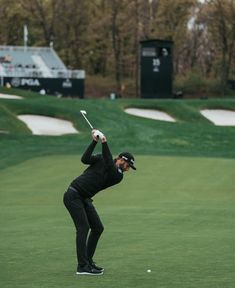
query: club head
[{"left": 80, "top": 110, "right": 87, "bottom": 115}]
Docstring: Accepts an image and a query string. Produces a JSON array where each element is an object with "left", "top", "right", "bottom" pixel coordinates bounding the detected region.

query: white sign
[
  {"left": 62, "top": 79, "right": 72, "bottom": 88},
  {"left": 21, "top": 79, "right": 40, "bottom": 86},
  {"left": 11, "top": 78, "right": 21, "bottom": 87},
  {"left": 153, "top": 58, "right": 161, "bottom": 72},
  {"left": 11, "top": 78, "right": 40, "bottom": 87}
]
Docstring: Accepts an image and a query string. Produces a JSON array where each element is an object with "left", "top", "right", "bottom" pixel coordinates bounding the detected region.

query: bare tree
[
  {"left": 20, "top": 0, "right": 59, "bottom": 45},
  {"left": 206, "top": 0, "right": 235, "bottom": 93},
  {"left": 0, "top": 0, "right": 25, "bottom": 45},
  {"left": 152, "top": 0, "right": 196, "bottom": 74}
]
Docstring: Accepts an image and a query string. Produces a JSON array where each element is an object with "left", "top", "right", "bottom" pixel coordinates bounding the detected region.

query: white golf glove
[{"left": 94, "top": 129, "right": 104, "bottom": 139}]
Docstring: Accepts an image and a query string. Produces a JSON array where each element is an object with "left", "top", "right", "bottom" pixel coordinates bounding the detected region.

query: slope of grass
[
  {"left": 1, "top": 90, "right": 235, "bottom": 170},
  {"left": 1, "top": 88, "right": 235, "bottom": 287}
]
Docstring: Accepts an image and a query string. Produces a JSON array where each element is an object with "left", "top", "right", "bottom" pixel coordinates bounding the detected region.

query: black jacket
[{"left": 70, "top": 140, "right": 123, "bottom": 198}]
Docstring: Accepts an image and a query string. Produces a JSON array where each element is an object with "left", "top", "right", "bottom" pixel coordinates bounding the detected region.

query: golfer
[{"left": 63, "top": 129, "right": 136, "bottom": 275}]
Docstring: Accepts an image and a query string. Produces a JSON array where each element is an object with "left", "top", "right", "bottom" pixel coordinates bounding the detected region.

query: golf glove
[{"left": 94, "top": 129, "right": 104, "bottom": 139}]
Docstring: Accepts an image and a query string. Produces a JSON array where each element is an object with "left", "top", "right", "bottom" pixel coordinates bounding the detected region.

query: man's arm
[
  {"left": 101, "top": 136, "right": 114, "bottom": 167},
  {"left": 81, "top": 140, "right": 99, "bottom": 164},
  {"left": 84, "top": 129, "right": 113, "bottom": 166}
]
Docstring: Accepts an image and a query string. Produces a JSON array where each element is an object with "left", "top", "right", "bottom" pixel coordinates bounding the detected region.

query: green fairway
[
  {"left": 1, "top": 154, "right": 235, "bottom": 288},
  {"left": 1, "top": 87, "right": 235, "bottom": 171},
  {"left": 1, "top": 88, "right": 235, "bottom": 287}
]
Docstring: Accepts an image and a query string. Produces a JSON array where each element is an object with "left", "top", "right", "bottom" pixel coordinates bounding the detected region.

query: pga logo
[
  {"left": 11, "top": 78, "right": 21, "bottom": 87},
  {"left": 21, "top": 78, "right": 40, "bottom": 86},
  {"left": 11, "top": 78, "right": 40, "bottom": 87}
]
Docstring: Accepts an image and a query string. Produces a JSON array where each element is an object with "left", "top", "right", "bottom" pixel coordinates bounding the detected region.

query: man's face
[{"left": 116, "top": 158, "right": 130, "bottom": 172}]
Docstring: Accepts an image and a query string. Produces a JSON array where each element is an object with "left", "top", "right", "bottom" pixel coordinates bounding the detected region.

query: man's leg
[
  {"left": 63, "top": 190, "right": 90, "bottom": 267},
  {"left": 84, "top": 199, "right": 104, "bottom": 263}
]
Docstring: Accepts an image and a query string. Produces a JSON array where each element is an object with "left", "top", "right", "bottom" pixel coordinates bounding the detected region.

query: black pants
[{"left": 63, "top": 187, "right": 104, "bottom": 267}]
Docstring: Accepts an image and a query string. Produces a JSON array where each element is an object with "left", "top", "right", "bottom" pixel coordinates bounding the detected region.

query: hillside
[{"left": 1, "top": 87, "right": 235, "bottom": 170}]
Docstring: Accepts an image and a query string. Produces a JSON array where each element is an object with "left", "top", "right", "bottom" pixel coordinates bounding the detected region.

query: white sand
[
  {"left": 0, "top": 93, "right": 23, "bottom": 99},
  {"left": 200, "top": 109, "right": 235, "bottom": 126},
  {"left": 125, "top": 108, "right": 176, "bottom": 122},
  {"left": 0, "top": 130, "right": 9, "bottom": 134},
  {"left": 17, "top": 115, "right": 79, "bottom": 136}
]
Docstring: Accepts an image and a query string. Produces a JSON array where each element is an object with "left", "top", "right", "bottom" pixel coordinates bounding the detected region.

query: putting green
[{"left": 0, "top": 155, "right": 235, "bottom": 288}]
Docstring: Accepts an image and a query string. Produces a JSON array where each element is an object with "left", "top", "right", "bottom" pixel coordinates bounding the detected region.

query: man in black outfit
[{"left": 63, "top": 129, "right": 136, "bottom": 275}]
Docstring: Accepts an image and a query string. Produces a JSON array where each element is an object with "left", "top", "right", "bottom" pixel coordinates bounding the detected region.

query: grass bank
[{"left": 1, "top": 88, "right": 235, "bottom": 170}]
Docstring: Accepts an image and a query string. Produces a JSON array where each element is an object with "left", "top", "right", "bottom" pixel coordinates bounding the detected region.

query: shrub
[{"left": 174, "top": 72, "right": 234, "bottom": 97}]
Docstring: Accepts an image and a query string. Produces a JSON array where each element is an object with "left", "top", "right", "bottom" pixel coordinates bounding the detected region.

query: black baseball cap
[{"left": 118, "top": 152, "right": 136, "bottom": 170}]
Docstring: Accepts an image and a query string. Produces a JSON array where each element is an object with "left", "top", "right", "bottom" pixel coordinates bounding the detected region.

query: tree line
[{"left": 0, "top": 0, "right": 235, "bottom": 96}]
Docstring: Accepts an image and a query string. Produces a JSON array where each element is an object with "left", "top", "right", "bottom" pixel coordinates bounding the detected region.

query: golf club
[
  {"left": 80, "top": 110, "right": 94, "bottom": 129},
  {"left": 80, "top": 110, "right": 104, "bottom": 138}
]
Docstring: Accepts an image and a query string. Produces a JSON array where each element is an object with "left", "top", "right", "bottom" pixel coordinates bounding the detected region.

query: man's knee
[
  {"left": 91, "top": 224, "right": 104, "bottom": 235},
  {"left": 75, "top": 222, "right": 90, "bottom": 234}
]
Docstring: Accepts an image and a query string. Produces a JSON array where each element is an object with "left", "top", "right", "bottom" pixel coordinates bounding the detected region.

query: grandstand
[{"left": 0, "top": 46, "right": 85, "bottom": 97}]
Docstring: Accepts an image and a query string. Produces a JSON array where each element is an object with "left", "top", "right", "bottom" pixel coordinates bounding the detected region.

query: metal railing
[{"left": 0, "top": 66, "right": 85, "bottom": 79}]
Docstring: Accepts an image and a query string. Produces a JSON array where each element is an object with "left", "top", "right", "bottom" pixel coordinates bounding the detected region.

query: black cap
[{"left": 118, "top": 152, "right": 136, "bottom": 170}]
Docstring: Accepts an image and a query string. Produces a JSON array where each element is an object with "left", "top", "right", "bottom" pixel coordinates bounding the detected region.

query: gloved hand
[
  {"left": 92, "top": 129, "right": 105, "bottom": 141},
  {"left": 94, "top": 129, "right": 104, "bottom": 139}
]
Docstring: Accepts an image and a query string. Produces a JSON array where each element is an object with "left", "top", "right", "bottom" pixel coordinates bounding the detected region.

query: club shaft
[{"left": 81, "top": 113, "right": 94, "bottom": 129}]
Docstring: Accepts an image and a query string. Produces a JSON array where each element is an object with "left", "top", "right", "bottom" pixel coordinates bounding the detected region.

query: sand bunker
[
  {"left": 0, "top": 130, "right": 9, "bottom": 134},
  {"left": 200, "top": 109, "right": 235, "bottom": 126},
  {"left": 0, "top": 93, "right": 23, "bottom": 99},
  {"left": 125, "top": 108, "right": 176, "bottom": 122},
  {"left": 17, "top": 115, "right": 79, "bottom": 136}
]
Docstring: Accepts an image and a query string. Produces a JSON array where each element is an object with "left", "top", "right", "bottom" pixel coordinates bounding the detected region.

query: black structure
[
  {"left": 228, "top": 80, "right": 235, "bottom": 91},
  {"left": 140, "top": 39, "right": 173, "bottom": 98},
  {"left": 0, "top": 46, "right": 85, "bottom": 98},
  {"left": 2, "top": 76, "right": 84, "bottom": 98}
]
